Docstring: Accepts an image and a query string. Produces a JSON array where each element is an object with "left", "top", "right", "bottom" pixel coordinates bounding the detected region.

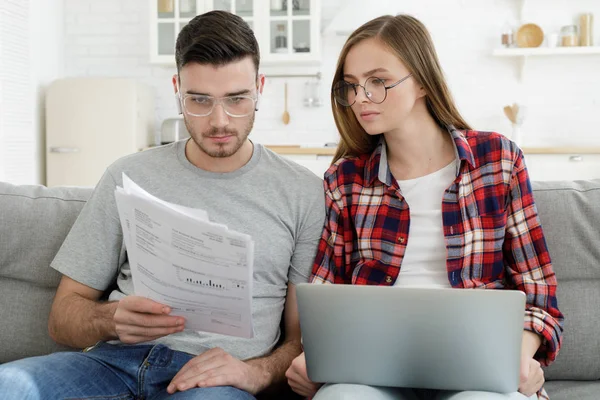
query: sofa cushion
[
  {"left": 0, "top": 182, "right": 92, "bottom": 363},
  {"left": 545, "top": 380, "right": 600, "bottom": 400},
  {"left": 532, "top": 180, "right": 600, "bottom": 381}
]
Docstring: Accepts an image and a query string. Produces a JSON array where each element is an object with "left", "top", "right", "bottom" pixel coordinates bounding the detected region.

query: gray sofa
[{"left": 0, "top": 180, "right": 599, "bottom": 399}]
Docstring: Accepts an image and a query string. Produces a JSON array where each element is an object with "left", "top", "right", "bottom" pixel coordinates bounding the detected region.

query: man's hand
[
  {"left": 167, "top": 348, "right": 269, "bottom": 395},
  {"left": 518, "top": 356, "right": 544, "bottom": 397},
  {"left": 113, "top": 296, "right": 185, "bottom": 344},
  {"left": 285, "top": 352, "right": 322, "bottom": 398}
]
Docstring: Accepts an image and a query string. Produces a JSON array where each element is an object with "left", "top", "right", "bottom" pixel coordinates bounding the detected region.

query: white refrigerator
[{"left": 45, "top": 78, "right": 155, "bottom": 187}]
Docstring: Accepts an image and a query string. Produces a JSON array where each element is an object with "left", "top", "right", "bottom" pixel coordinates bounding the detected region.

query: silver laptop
[{"left": 296, "top": 284, "right": 526, "bottom": 393}]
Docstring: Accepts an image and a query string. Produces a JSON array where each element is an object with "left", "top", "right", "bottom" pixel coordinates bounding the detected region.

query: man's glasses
[
  {"left": 181, "top": 94, "right": 257, "bottom": 118},
  {"left": 332, "top": 74, "right": 413, "bottom": 107}
]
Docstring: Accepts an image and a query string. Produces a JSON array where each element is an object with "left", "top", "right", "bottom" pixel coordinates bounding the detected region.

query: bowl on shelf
[{"left": 516, "top": 23, "right": 544, "bottom": 48}]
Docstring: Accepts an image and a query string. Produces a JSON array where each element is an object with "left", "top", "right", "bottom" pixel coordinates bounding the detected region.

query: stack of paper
[{"left": 114, "top": 173, "right": 254, "bottom": 338}]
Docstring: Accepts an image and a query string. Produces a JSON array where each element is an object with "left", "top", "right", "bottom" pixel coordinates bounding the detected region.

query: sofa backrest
[
  {"left": 532, "top": 180, "right": 600, "bottom": 381},
  {"left": 1, "top": 180, "right": 598, "bottom": 378},
  {"left": 0, "top": 182, "right": 93, "bottom": 363}
]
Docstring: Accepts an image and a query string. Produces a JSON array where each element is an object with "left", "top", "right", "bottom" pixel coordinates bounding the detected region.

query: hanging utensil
[
  {"left": 503, "top": 105, "right": 516, "bottom": 124},
  {"left": 282, "top": 82, "right": 290, "bottom": 125}
]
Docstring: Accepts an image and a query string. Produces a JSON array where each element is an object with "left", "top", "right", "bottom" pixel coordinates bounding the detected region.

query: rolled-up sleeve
[{"left": 503, "top": 150, "right": 564, "bottom": 365}]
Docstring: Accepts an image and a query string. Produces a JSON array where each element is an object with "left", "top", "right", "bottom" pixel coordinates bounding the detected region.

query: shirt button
[
  {"left": 385, "top": 276, "right": 392, "bottom": 283},
  {"left": 397, "top": 236, "right": 405, "bottom": 243}
]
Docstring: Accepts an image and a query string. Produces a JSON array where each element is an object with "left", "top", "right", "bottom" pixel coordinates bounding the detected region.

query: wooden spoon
[
  {"left": 503, "top": 105, "right": 516, "bottom": 124},
  {"left": 512, "top": 103, "right": 520, "bottom": 123},
  {"left": 282, "top": 82, "right": 290, "bottom": 125}
]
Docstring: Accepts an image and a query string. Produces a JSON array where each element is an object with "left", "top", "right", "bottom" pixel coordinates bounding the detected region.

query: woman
[{"left": 285, "top": 14, "right": 563, "bottom": 400}]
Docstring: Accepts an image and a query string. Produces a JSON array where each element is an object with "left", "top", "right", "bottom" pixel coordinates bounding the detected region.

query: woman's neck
[{"left": 384, "top": 107, "right": 456, "bottom": 181}]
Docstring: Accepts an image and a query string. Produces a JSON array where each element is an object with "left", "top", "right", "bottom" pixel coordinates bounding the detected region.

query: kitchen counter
[
  {"left": 521, "top": 147, "right": 600, "bottom": 154},
  {"left": 265, "top": 145, "right": 600, "bottom": 156},
  {"left": 265, "top": 146, "right": 336, "bottom": 155}
]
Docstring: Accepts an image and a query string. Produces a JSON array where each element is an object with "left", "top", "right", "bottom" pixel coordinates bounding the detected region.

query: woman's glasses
[{"left": 332, "top": 74, "right": 412, "bottom": 107}]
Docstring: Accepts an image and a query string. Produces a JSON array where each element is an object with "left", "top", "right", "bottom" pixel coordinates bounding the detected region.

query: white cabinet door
[
  {"left": 203, "top": 0, "right": 257, "bottom": 29},
  {"left": 523, "top": 154, "right": 600, "bottom": 181},
  {"left": 150, "top": 0, "right": 320, "bottom": 66},
  {"left": 151, "top": 0, "right": 204, "bottom": 64},
  {"left": 259, "top": 0, "right": 321, "bottom": 65}
]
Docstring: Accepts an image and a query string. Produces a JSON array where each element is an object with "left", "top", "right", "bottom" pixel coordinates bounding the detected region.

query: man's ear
[
  {"left": 172, "top": 74, "right": 183, "bottom": 114},
  {"left": 256, "top": 73, "right": 266, "bottom": 111},
  {"left": 255, "top": 92, "right": 261, "bottom": 111}
]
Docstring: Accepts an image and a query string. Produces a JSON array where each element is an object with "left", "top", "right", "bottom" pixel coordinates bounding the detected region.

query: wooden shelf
[
  {"left": 493, "top": 46, "right": 600, "bottom": 57},
  {"left": 492, "top": 46, "right": 600, "bottom": 80}
]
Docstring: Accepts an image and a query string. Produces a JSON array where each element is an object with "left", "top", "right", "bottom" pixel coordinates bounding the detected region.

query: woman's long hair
[{"left": 331, "top": 15, "right": 471, "bottom": 163}]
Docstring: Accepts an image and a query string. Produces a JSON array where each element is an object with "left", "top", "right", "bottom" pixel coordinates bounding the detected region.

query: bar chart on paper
[{"left": 176, "top": 266, "right": 248, "bottom": 292}]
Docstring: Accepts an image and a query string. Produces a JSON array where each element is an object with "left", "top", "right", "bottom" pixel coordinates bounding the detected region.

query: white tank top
[{"left": 393, "top": 159, "right": 458, "bottom": 288}]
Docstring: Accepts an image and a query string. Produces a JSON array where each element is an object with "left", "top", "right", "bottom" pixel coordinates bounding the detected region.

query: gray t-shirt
[{"left": 51, "top": 140, "right": 325, "bottom": 360}]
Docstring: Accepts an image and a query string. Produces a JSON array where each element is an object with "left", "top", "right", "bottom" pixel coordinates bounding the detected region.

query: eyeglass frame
[
  {"left": 333, "top": 73, "right": 413, "bottom": 107},
  {"left": 180, "top": 93, "right": 259, "bottom": 118},
  {"left": 176, "top": 80, "right": 260, "bottom": 118}
]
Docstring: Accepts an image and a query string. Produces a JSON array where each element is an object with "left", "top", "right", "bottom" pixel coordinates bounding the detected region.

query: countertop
[{"left": 265, "top": 145, "right": 600, "bottom": 156}]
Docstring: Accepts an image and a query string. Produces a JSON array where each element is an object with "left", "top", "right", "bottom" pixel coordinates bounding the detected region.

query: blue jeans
[{"left": 0, "top": 342, "right": 256, "bottom": 400}]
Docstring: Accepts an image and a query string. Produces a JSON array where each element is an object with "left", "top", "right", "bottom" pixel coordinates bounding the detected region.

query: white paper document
[{"left": 114, "top": 173, "right": 254, "bottom": 338}]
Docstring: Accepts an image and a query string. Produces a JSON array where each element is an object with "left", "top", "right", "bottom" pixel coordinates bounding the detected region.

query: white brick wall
[{"left": 62, "top": 0, "right": 600, "bottom": 147}]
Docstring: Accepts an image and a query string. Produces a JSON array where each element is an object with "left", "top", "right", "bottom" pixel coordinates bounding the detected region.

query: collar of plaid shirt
[
  {"left": 365, "top": 126, "right": 476, "bottom": 188},
  {"left": 311, "top": 125, "right": 564, "bottom": 366}
]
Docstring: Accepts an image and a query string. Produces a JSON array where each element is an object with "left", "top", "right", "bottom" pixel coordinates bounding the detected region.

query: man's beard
[{"left": 184, "top": 113, "right": 255, "bottom": 158}]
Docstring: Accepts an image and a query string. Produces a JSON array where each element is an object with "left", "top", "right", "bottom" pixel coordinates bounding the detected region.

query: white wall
[
  {"left": 0, "top": 0, "right": 63, "bottom": 185},
  {"left": 4, "top": 0, "right": 600, "bottom": 184},
  {"left": 30, "top": 0, "right": 64, "bottom": 183},
  {"left": 0, "top": 0, "right": 34, "bottom": 184},
  {"left": 61, "top": 0, "right": 600, "bottom": 149}
]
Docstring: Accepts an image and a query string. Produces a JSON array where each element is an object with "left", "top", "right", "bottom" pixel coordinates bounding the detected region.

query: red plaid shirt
[{"left": 311, "top": 128, "right": 564, "bottom": 375}]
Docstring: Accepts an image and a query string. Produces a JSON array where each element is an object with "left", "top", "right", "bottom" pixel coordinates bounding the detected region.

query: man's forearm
[
  {"left": 246, "top": 338, "right": 303, "bottom": 392},
  {"left": 48, "top": 293, "right": 118, "bottom": 348}
]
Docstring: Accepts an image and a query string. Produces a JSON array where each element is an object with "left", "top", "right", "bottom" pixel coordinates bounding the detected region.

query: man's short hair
[{"left": 175, "top": 10, "right": 260, "bottom": 75}]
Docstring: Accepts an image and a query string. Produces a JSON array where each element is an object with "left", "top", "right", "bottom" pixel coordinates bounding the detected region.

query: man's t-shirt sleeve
[{"left": 50, "top": 169, "right": 125, "bottom": 291}]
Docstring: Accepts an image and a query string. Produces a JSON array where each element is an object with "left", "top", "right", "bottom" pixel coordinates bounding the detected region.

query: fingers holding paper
[{"left": 113, "top": 295, "right": 186, "bottom": 344}]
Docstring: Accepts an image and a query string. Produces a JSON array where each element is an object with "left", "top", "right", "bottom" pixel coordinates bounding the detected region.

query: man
[{"left": 0, "top": 10, "right": 325, "bottom": 399}]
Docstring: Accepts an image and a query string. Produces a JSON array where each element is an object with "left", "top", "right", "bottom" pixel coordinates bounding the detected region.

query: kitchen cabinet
[
  {"left": 265, "top": 146, "right": 600, "bottom": 182},
  {"left": 282, "top": 155, "right": 332, "bottom": 178},
  {"left": 265, "top": 146, "right": 333, "bottom": 177},
  {"left": 150, "top": 0, "right": 321, "bottom": 66},
  {"left": 522, "top": 152, "right": 600, "bottom": 181}
]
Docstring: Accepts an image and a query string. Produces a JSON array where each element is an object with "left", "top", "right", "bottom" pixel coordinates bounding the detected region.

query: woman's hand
[
  {"left": 285, "top": 352, "right": 322, "bottom": 398},
  {"left": 518, "top": 356, "right": 544, "bottom": 396}
]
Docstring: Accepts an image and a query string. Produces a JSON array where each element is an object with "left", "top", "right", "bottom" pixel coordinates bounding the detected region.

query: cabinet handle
[
  {"left": 569, "top": 155, "right": 583, "bottom": 162},
  {"left": 49, "top": 147, "right": 80, "bottom": 153}
]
